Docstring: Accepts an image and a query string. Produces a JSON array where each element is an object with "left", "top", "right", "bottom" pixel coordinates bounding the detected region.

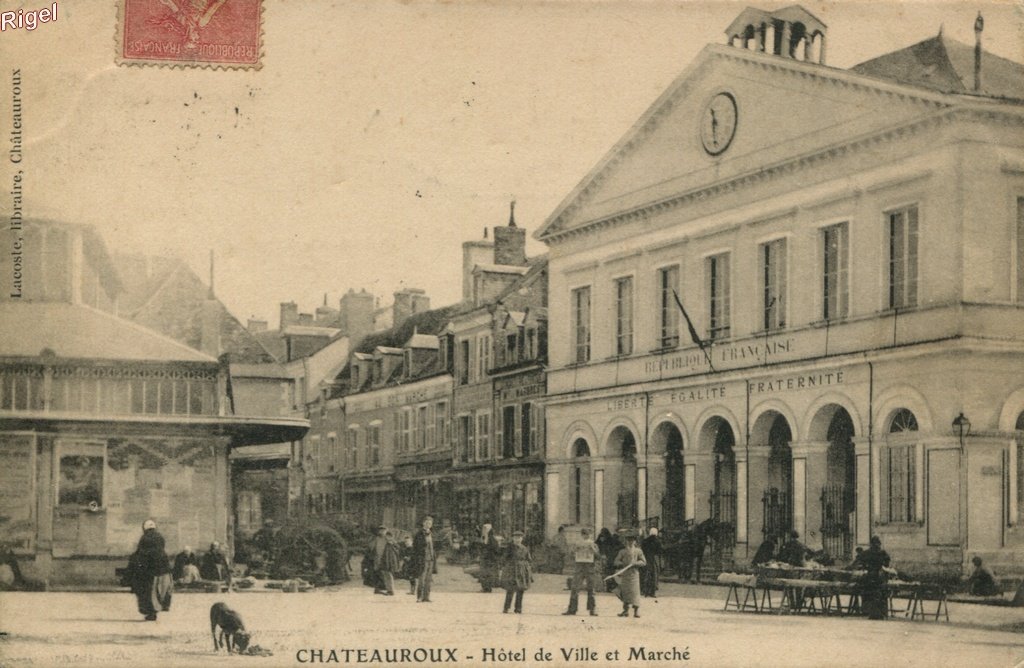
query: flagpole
[{"left": 671, "top": 289, "right": 715, "bottom": 373}]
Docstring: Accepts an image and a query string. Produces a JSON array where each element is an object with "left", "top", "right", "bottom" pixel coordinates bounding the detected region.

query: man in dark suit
[{"left": 411, "top": 516, "right": 436, "bottom": 602}]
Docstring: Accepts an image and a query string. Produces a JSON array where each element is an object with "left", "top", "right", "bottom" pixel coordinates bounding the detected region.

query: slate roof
[
  {"left": 852, "top": 34, "right": 1024, "bottom": 101},
  {"left": 115, "top": 254, "right": 277, "bottom": 364},
  {"left": 0, "top": 302, "right": 216, "bottom": 363},
  {"left": 329, "top": 303, "right": 468, "bottom": 398}
]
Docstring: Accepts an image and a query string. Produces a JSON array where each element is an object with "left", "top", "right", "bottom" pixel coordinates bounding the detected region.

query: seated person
[
  {"left": 966, "top": 556, "right": 1000, "bottom": 596},
  {"left": 173, "top": 545, "right": 201, "bottom": 583},
  {"left": 751, "top": 537, "right": 777, "bottom": 566},
  {"left": 777, "top": 531, "right": 812, "bottom": 567},
  {"left": 200, "top": 541, "right": 230, "bottom": 581}
]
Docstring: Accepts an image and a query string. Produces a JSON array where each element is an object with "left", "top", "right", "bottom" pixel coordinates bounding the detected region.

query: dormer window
[
  {"left": 506, "top": 333, "right": 518, "bottom": 365},
  {"left": 351, "top": 365, "right": 360, "bottom": 389}
]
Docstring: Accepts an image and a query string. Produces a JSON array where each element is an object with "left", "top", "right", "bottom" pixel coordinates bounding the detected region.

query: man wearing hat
[
  {"left": 129, "top": 519, "right": 172, "bottom": 621},
  {"left": 563, "top": 528, "right": 600, "bottom": 616},
  {"left": 411, "top": 516, "right": 436, "bottom": 602},
  {"left": 501, "top": 530, "right": 533, "bottom": 613},
  {"left": 478, "top": 522, "right": 501, "bottom": 593}
]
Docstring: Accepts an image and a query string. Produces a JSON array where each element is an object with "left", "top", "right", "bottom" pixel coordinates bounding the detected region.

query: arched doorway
[
  {"left": 763, "top": 414, "right": 794, "bottom": 540},
  {"left": 571, "top": 438, "right": 591, "bottom": 526},
  {"left": 608, "top": 426, "right": 638, "bottom": 529},
  {"left": 708, "top": 418, "right": 737, "bottom": 528},
  {"left": 652, "top": 422, "right": 685, "bottom": 532},
  {"left": 821, "top": 407, "right": 856, "bottom": 560}
]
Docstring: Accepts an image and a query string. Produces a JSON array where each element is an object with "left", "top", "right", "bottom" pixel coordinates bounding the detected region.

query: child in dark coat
[{"left": 501, "top": 531, "right": 533, "bottom": 614}]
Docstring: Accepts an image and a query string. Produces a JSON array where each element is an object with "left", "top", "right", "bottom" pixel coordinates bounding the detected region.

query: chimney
[
  {"left": 974, "top": 12, "right": 984, "bottom": 92},
  {"left": 279, "top": 301, "right": 299, "bottom": 329},
  {"left": 247, "top": 318, "right": 268, "bottom": 333},
  {"left": 298, "top": 313, "right": 314, "bottom": 326},
  {"left": 493, "top": 199, "right": 527, "bottom": 266},
  {"left": 393, "top": 288, "right": 426, "bottom": 327},
  {"left": 462, "top": 233, "right": 493, "bottom": 302},
  {"left": 339, "top": 288, "right": 374, "bottom": 344}
]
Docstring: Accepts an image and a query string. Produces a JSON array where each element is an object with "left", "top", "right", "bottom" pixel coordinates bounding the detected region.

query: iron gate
[
  {"left": 761, "top": 487, "right": 793, "bottom": 539},
  {"left": 820, "top": 484, "right": 853, "bottom": 561},
  {"left": 705, "top": 490, "right": 737, "bottom": 574}
]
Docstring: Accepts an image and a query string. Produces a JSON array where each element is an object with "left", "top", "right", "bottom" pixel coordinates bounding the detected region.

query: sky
[{"left": 3, "top": 0, "right": 1023, "bottom": 326}]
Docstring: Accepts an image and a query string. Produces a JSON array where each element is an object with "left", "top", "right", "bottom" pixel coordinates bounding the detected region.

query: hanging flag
[{"left": 671, "top": 289, "right": 716, "bottom": 372}]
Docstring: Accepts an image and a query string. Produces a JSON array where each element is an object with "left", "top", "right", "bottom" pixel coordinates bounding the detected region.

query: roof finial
[
  {"left": 974, "top": 11, "right": 984, "bottom": 92},
  {"left": 937, "top": 23, "right": 943, "bottom": 38},
  {"left": 323, "top": 293, "right": 328, "bottom": 307},
  {"left": 484, "top": 227, "right": 488, "bottom": 239},
  {"left": 508, "top": 197, "right": 517, "bottom": 228}
]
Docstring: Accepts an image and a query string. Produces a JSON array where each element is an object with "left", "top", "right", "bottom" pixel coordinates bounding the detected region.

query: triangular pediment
[{"left": 536, "top": 44, "right": 953, "bottom": 241}]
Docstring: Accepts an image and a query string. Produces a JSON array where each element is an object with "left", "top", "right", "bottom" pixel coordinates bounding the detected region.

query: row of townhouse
[{"left": 298, "top": 208, "right": 551, "bottom": 543}]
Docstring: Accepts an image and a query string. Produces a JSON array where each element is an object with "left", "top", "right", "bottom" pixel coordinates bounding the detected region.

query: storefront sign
[{"left": 747, "top": 370, "right": 844, "bottom": 395}]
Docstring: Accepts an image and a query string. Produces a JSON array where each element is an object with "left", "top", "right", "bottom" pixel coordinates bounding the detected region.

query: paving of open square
[{"left": 2, "top": 566, "right": 1023, "bottom": 668}]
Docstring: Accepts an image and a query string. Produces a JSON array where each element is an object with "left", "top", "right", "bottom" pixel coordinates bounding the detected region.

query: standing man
[
  {"left": 563, "top": 528, "right": 600, "bottom": 617},
  {"left": 130, "top": 519, "right": 172, "bottom": 621},
  {"left": 411, "top": 516, "right": 436, "bottom": 602}
]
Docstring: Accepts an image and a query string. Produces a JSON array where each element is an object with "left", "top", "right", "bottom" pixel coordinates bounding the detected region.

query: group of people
[
  {"left": 562, "top": 528, "right": 661, "bottom": 618},
  {"left": 363, "top": 516, "right": 439, "bottom": 603},
  {"left": 171, "top": 542, "right": 231, "bottom": 584}
]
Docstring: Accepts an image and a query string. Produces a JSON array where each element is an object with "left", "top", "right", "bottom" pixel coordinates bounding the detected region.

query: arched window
[
  {"left": 883, "top": 408, "right": 918, "bottom": 523},
  {"left": 889, "top": 409, "right": 919, "bottom": 433},
  {"left": 573, "top": 438, "right": 591, "bottom": 458}
]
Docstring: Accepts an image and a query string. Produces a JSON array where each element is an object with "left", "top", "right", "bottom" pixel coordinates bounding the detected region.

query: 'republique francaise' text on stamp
[{"left": 116, "top": 0, "right": 262, "bottom": 69}]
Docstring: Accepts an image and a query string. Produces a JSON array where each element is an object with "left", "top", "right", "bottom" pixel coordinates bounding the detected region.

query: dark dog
[{"left": 210, "top": 602, "right": 250, "bottom": 653}]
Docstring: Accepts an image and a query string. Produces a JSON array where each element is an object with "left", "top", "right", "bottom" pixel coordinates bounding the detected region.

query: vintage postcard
[{"left": 2, "top": 1, "right": 1024, "bottom": 666}]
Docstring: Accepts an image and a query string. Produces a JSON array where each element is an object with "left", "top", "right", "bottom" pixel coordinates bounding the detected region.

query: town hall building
[{"left": 536, "top": 6, "right": 1024, "bottom": 577}]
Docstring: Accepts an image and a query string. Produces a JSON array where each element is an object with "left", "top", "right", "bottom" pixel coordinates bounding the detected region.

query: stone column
[
  {"left": 758, "top": 23, "right": 767, "bottom": 52},
  {"left": 854, "top": 437, "right": 873, "bottom": 546},
  {"left": 780, "top": 22, "right": 791, "bottom": 57},
  {"left": 746, "top": 447, "right": 770, "bottom": 543},
  {"left": 683, "top": 451, "right": 714, "bottom": 523},
  {"left": 791, "top": 441, "right": 829, "bottom": 550},
  {"left": 735, "top": 449, "right": 748, "bottom": 545},
  {"left": 593, "top": 468, "right": 605, "bottom": 531},
  {"left": 818, "top": 33, "right": 827, "bottom": 64},
  {"left": 804, "top": 37, "right": 812, "bottom": 62},
  {"left": 545, "top": 470, "right": 560, "bottom": 538},
  {"left": 637, "top": 467, "right": 647, "bottom": 524}
]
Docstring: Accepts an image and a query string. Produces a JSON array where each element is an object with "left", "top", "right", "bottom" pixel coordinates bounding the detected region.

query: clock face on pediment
[{"left": 700, "top": 91, "right": 738, "bottom": 156}]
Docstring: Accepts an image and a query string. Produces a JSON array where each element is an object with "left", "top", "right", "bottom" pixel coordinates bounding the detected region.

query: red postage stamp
[{"left": 117, "top": 0, "right": 263, "bottom": 69}]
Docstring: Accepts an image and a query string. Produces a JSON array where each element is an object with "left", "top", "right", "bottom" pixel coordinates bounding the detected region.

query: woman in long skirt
[{"left": 613, "top": 534, "right": 647, "bottom": 618}]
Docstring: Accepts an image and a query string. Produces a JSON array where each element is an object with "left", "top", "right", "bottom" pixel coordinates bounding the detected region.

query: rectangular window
[
  {"left": 459, "top": 339, "right": 470, "bottom": 385},
  {"left": 506, "top": 333, "right": 518, "bottom": 365},
  {"left": 706, "top": 253, "right": 731, "bottom": 340},
  {"left": 327, "top": 435, "right": 338, "bottom": 472},
  {"left": 760, "top": 238, "right": 787, "bottom": 331},
  {"left": 478, "top": 335, "right": 491, "bottom": 377},
  {"left": 521, "top": 402, "right": 532, "bottom": 455},
  {"left": 477, "top": 412, "right": 490, "bottom": 460},
  {"left": 401, "top": 408, "right": 411, "bottom": 453},
  {"left": 436, "top": 401, "right": 448, "bottom": 450},
  {"left": 503, "top": 405, "right": 517, "bottom": 458},
  {"left": 822, "top": 222, "right": 849, "bottom": 320},
  {"left": 659, "top": 266, "right": 680, "bottom": 348},
  {"left": 571, "top": 286, "right": 591, "bottom": 363},
  {"left": 349, "top": 428, "right": 359, "bottom": 468},
  {"left": 614, "top": 276, "right": 634, "bottom": 355},
  {"left": 888, "top": 205, "right": 919, "bottom": 309},
  {"left": 368, "top": 425, "right": 381, "bottom": 466},
  {"left": 883, "top": 444, "right": 915, "bottom": 523},
  {"left": 426, "top": 403, "right": 435, "bottom": 450},
  {"left": 392, "top": 412, "right": 401, "bottom": 456},
  {"left": 458, "top": 415, "right": 474, "bottom": 463},
  {"left": 417, "top": 405, "right": 428, "bottom": 450}
]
